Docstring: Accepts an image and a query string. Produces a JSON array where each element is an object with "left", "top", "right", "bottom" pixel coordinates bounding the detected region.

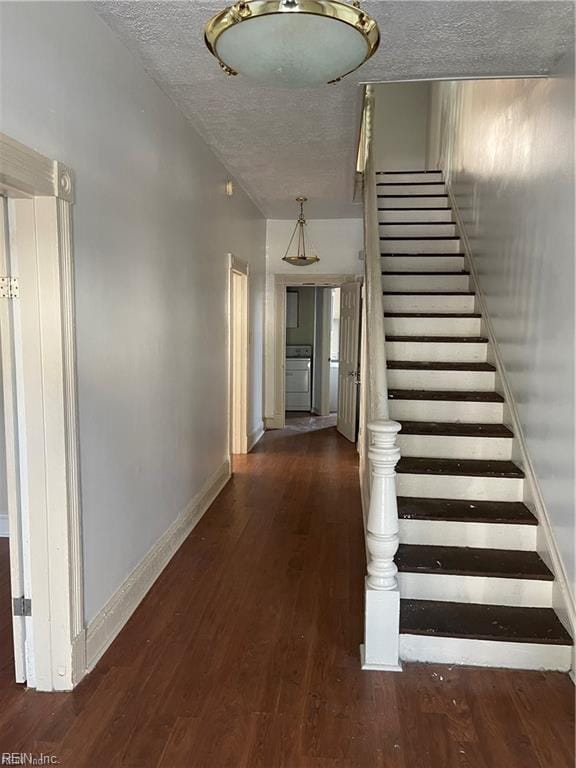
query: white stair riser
[
  {"left": 399, "top": 634, "right": 572, "bottom": 671},
  {"left": 382, "top": 275, "right": 470, "bottom": 292},
  {"left": 377, "top": 172, "right": 443, "bottom": 183},
  {"left": 386, "top": 340, "right": 487, "bottom": 362},
  {"left": 383, "top": 294, "right": 475, "bottom": 313},
  {"left": 378, "top": 184, "right": 446, "bottom": 195},
  {"left": 399, "top": 519, "right": 537, "bottom": 550},
  {"left": 389, "top": 399, "right": 504, "bottom": 424},
  {"left": 380, "top": 209, "right": 453, "bottom": 223},
  {"left": 384, "top": 316, "right": 482, "bottom": 336},
  {"left": 398, "top": 572, "right": 552, "bottom": 607},
  {"left": 387, "top": 369, "right": 496, "bottom": 391},
  {"left": 381, "top": 239, "right": 461, "bottom": 254},
  {"left": 396, "top": 473, "right": 523, "bottom": 501},
  {"left": 381, "top": 255, "right": 465, "bottom": 271},
  {"left": 398, "top": 434, "right": 513, "bottom": 461},
  {"left": 379, "top": 196, "right": 449, "bottom": 209},
  {"left": 379, "top": 223, "right": 456, "bottom": 237}
]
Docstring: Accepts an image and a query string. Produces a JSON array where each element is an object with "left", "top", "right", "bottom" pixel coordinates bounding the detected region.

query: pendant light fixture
[
  {"left": 204, "top": 0, "right": 379, "bottom": 88},
  {"left": 282, "top": 197, "right": 319, "bottom": 267}
]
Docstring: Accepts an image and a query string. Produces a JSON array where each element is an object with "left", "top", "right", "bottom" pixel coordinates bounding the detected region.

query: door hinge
[
  {"left": 13, "top": 596, "right": 31, "bottom": 617},
  {"left": 0, "top": 276, "right": 19, "bottom": 299}
]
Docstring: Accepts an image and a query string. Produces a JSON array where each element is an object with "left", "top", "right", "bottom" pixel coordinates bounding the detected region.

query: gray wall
[
  {"left": 373, "top": 82, "right": 431, "bottom": 171},
  {"left": 431, "top": 57, "right": 575, "bottom": 595},
  {"left": 0, "top": 2, "right": 266, "bottom": 622},
  {"left": 286, "top": 287, "right": 315, "bottom": 346}
]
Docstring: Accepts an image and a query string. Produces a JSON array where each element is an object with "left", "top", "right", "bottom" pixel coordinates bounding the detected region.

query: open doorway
[
  {"left": 229, "top": 256, "right": 249, "bottom": 461},
  {"left": 285, "top": 286, "right": 340, "bottom": 433}
]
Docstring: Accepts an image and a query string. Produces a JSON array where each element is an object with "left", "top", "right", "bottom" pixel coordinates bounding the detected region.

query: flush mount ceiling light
[
  {"left": 204, "top": 0, "right": 379, "bottom": 87},
  {"left": 282, "top": 197, "right": 320, "bottom": 266}
]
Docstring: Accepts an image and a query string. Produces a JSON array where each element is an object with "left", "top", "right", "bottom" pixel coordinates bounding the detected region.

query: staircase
[{"left": 377, "top": 169, "right": 573, "bottom": 670}]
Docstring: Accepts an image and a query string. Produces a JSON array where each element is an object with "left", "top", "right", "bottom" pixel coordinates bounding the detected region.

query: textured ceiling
[{"left": 94, "top": 1, "right": 574, "bottom": 218}]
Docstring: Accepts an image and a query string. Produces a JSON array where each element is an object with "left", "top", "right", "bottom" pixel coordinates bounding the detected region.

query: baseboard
[
  {"left": 85, "top": 459, "right": 231, "bottom": 672},
  {"left": 247, "top": 422, "right": 265, "bottom": 451},
  {"left": 0, "top": 513, "right": 8, "bottom": 537},
  {"left": 71, "top": 629, "right": 87, "bottom": 687},
  {"left": 264, "top": 414, "right": 283, "bottom": 429},
  {"left": 448, "top": 182, "right": 576, "bottom": 641}
]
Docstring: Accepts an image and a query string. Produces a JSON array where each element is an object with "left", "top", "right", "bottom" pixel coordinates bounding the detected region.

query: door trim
[
  {"left": 229, "top": 255, "right": 249, "bottom": 455},
  {"left": 269, "top": 274, "right": 357, "bottom": 430},
  {"left": 0, "top": 132, "right": 84, "bottom": 690}
]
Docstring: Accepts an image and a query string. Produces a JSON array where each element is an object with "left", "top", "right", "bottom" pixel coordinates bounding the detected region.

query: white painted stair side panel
[
  {"left": 387, "top": 368, "right": 496, "bottom": 391},
  {"left": 381, "top": 239, "right": 462, "bottom": 254},
  {"left": 381, "top": 255, "right": 465, "bottom": 271},
  {"left": 389, "top": 399, "right": 504, "bottom": 424},
  {"left": 398, "top": 572, "right": 553, "bottom": 607},
  {"left": 382, "top": 274, "right": 470, "bottom": 292},
  {"left": 386, "top": 340, "right": 487, "bottom": 363},
  {"left": 399, "top": 634, "right": 572, "bottom": 671},
  {"left": 380, "top": 209, "right": 453, "bottom": 223},
  {"left": 396, "top": 473, "right": 524, "bottom": 501},
  {"left": 399, "top": 518, "right": 538, "bottom": 550},
  {"left": 382, "top": 294, "right": 475, "bottom": 313},
  {"left": 398, "top": 433, "right": 513, "bottom": 461},
  {"left": 384, "top": 316, "right": 482, "bottom": 336}
]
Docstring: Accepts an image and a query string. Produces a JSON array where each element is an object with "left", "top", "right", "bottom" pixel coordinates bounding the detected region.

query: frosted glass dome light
[{"left": 204, "top": 0, "right": 379, "bottom": 87}]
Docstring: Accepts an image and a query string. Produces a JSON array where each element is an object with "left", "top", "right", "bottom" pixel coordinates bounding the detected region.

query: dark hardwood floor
[{"left": 0, "top": 426, "right": 573, "bottom": 767}]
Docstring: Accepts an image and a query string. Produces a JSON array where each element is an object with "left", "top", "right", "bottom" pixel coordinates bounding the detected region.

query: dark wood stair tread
[
  {"left": 396, "top": 544, "right": 553, "bottom": 580},
  {"left": 387, "top": 361, "right": 495, "bottom": 371},
  {"left": 379, "top": 221, "right": 453, "bottom": 226},
  {"left": 400, "top": 600, "right": 572, "bottom": 645},
  {"left": 383, "top": 291, "right": 474, "bottom": 296},
  {"left": 377, "top": 181, "right": 446, "bottom": 186},
  {"left": 388, "top": 389, "right": 504, "bottom": 402},
  {"left": 384, "top": 312, "right": 482, "bottom": 318},
  {"left": 377, "top": 170, "right": 441, "bottom": 174},
  {"left": 386, "top": 336, "right": 487, "bottom": 343},
  {"left": 398, "top": 497, "right": 537, "bottom": 525},
  {"left": 378, "top": 194, "right": 449, "bottom": 198},
  {"left": 380, "top": 236, "right": 460, "bottom": 241},
  {"left": 382, "top": 271, "right": 470, "bottom": 276},
  {"left": 397, "top": 456, "right": 524, "bottom": 478},
  {"left": 379, "top": 208, "right": 452, "bottom": 211},
  {"left": 399, "top": 421, "right": 513, "bottom": 438}
]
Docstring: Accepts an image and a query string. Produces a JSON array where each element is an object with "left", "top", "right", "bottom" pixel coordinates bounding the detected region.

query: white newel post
[{"left": 361, "top": 419, "right": 403, "bottom": 671}]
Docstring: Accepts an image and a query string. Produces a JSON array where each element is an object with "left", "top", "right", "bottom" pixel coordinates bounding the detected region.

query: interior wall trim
[{"left": 85, "top": 459, "right": 231, "bottom": 672}]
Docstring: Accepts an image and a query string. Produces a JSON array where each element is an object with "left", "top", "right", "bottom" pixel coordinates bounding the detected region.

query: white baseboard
[
  {"left": 0, "top": 513, "right": 8, "bottom": 537},
  {"left": 264, "top": 414, "right": 283, "bottom": 429},
  {"left": 247, "top": 422, "right": 265, "bottom": 451},
  {"left": 85, "top": 459, "right": 231, "bottom": 672},
  {"left": 448, "top": 182, "right": 575, "bottom": 643}
]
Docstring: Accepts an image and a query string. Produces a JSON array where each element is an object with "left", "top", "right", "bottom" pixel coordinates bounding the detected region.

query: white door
[
  {"left": 337, "top": 281, "right": 361, "bottom": 442},
  {"left": 0, "top": 197, "right": 27, "bottom": 682}
]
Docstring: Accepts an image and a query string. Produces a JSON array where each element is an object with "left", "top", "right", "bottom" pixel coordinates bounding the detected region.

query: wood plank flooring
[{"left": 0, "top": 426, "right": 573, "bottom": 767}]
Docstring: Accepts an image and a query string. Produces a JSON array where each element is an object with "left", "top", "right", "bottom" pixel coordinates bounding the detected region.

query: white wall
[
  {"left": 373, "top": 83, "right": 431, "bottom": 171},
  {"left": 264, "top": 219, "right": 362, "bottom": 421},
  {"left": 0, "top": 2, "right": 266, "bottom": 622},
  {"left": 431, "top": 57, "right": 575, "bottom": 595},
  {"left": 0, "top": 360, "right": 7, "bottom": 535}
]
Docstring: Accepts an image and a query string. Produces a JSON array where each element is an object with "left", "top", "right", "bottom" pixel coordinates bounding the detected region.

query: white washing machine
[{"left": 285, "top": 345, "right": 312, "bottom": 411}]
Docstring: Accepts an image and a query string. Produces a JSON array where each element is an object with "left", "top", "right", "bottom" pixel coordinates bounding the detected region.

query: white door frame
[
  {"left": 228, "top": 255, "right": 249, "bottom": 455},
  {"left": 0, "top": 132, "right": 84, "bottom": 690},
  {"left": 270, "top": 273, "right": 356, "bottom": 430}
]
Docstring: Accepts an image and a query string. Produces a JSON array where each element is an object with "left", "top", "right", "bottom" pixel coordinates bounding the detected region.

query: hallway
[{"left": 0, "top": 426, "right": 573, "bottom": 767}]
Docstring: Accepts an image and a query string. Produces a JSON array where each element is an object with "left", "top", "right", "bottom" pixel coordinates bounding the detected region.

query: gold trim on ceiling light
[{"left": 204, "top": 0, "right": 380, "bottom": 83}]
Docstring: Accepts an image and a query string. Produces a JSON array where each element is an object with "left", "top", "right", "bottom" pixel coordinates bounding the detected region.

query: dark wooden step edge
[
  {"left": 396, "top": 544, "right": 550, "bottom": 580},
  {"left": 400, "top": 600, "right": 573, "bottom": 645},
  {"left": 388, "top": 361, "right": 494, "bottom": 370},
  {"left": 379, "top": 221, "right": 456, "bottom": 226},
  {"left": 377, "top": 194, "right": 449, "bottom": 199},
  {"left": 377, "top": 181, "right": 446, "bottom": 186},
  {"left": 377, "top": 170, "right": 442, "bottom": 174},
  {"left": 397, "top": 496, "right": 537, "bottom": 525},
  {"left": 386, "top": 336, "right": 487, "bottom": 343},
  {"left": 396, "top": 456, "right": 523, "bottom": 478},
  {"left": 384, "top": 312, "right": 481, "bottom": 318},
  {"left": 398, "top": 421, "right": 513, "bottom": 438},
  {"left": 380, "top": 236, "right": 460, "bottom": 241},
  {"left": 388, "top": 388, "right": 503, "bottom": 402},
  {"left": 383, "top": 291, "right": 474, "bottom": 296},
  {"left": 379, "top": 207, "right": 451, "bottom": 211},
  {"left": 382, "top": 271, "right": 470, "bottom": 276}
]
